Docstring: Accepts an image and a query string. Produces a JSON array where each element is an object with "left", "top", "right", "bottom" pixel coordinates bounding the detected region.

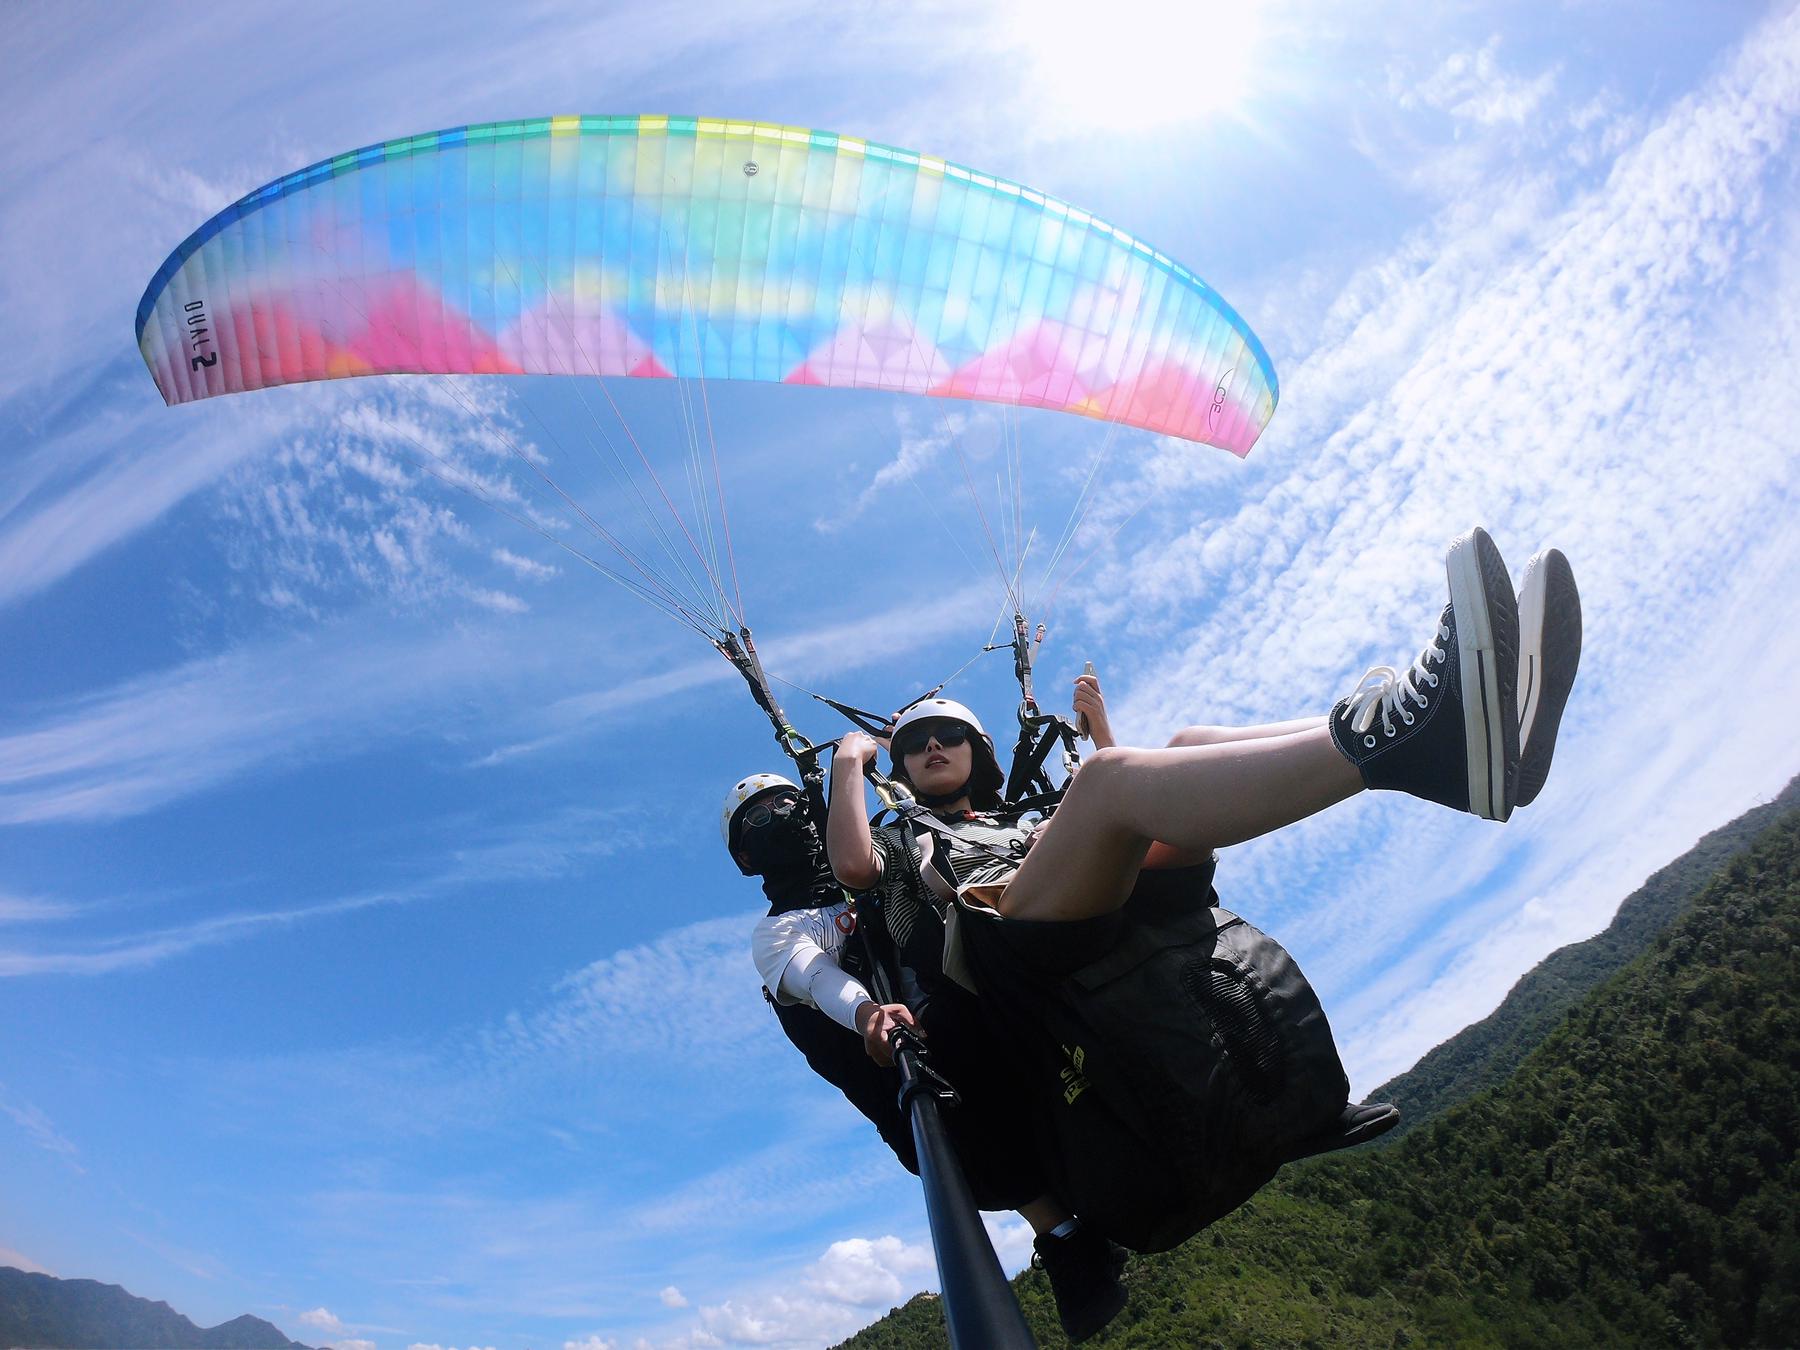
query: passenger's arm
[{"left": 827, "top": 732, "right": 884, "bottom": 889}]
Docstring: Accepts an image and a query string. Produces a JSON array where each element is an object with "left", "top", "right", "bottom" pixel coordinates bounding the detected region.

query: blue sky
[{"left": 4, "top": 3, "right": 1799, "bottom": 1349}]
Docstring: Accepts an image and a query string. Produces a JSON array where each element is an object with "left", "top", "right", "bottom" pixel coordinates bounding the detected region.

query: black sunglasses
[{"left": 894, "top": 721, "right": 972, "bottom": 759}]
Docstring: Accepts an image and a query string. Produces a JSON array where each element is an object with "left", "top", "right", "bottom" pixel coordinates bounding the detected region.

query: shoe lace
[{"left": 1343, "top": 615, "right": 1449, "bottom": 739}]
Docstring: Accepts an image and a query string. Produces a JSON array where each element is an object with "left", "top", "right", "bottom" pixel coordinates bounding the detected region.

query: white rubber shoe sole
[
  {"left": 1445, "top": 527, "right": 1521, "bottom": 821},
  {"left": 1515, "top": 548, "right": 1581, "bottom": 808}
]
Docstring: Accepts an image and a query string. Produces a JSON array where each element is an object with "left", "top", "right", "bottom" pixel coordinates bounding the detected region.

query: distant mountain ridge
[
  {"left": 1368, "top": 774, "right": 1800, "bottom": 1132},
  {"left": 0, "top": 1267, "right": 314, "bottom": 1350},
  {"left": 843, "top": 779, "right": 1800, "bottom": 1347}
]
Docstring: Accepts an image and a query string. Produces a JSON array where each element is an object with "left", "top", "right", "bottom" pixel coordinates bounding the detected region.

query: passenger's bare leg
[
  {"left": 1164, "top": 715, "right": 1326, "bottom": 747},
  {"left": 1151, "top": 717, "right": 1335, "bottom": 863},
  {"left": 1002, "top": 727, "right": 1360, "bottom": 922},
  {"left": 1009, "top": 527, "right": 1548, "bottom": 922}
]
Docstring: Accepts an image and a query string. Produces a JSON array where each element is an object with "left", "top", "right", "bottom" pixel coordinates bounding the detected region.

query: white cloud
[
  {"left": 0, "top": 400, "right": 275, "bottom": 609},
  {"left": 677, "top": 1233, "right": 937, "bottom": 1349},
  {"left": 1401, "top": 36, "right": 1559, "bottom": 127},
  {"left": 335, "top": 1340, "right": 377, "bottom": 1350},
  {"left": 494, "top": 547, "right": 559, "bottom": 580},
  {"left": 0, "top": 619, "right": 499, "bottom": 827},
  {"left": 0, "top": 1085, "right": 83, "bottom": 1172},
  {"left": 465, "top": 587, "right": 528, "bottom": 614},
  {"left": 0, "top": 893, "right": 79, "bottom": 924},
  {"left": 297, "top": 1307, "right": 345, "bottom": 1333},
  {"left": 0, "top": 1246, "right": 53, "bottom": 1276},
  {"left": 801, "top": 1235, "right": 934, "bottom": 1307},
  {"left": 658, "top": 1287, "right": 689, "bottom": 1309},
  {"left": 813, "top": 410, "right": 966, "bottom": 532},
  {"left": 983, "top": 1214, "right": 1037, "bottom": 1276}
]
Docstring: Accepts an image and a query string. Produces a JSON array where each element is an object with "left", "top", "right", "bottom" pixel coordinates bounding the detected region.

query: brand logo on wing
[
  {"left": 1207, "top": 367, "right": 1235, "bottom": 433},
  {"left": 183, "top": 299, "right": 218, "bottom": 372}
]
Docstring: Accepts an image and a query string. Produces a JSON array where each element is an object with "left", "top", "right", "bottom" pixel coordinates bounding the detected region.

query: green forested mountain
[
  {"left": 0, "top": 1268, "right": 314, "bottom": 1350},
  {"left": 1371, "top": 776, "right": 1800, "bottom": 1137},
  {"left": 842, "top": 791, "right": 1800, "bottom": 1349}
]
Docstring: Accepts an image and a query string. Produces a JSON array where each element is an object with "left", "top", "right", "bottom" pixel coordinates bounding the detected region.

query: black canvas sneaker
[
  {"left": 1514, "top": 548, "right": 1582, "bottom": 808},
  {"left": 1331, "top": 527, "right": 1521, "bottom": 821}
]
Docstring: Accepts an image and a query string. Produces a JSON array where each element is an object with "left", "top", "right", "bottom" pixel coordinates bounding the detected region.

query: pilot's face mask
[{"left": 735, "top": 793, "right": 812, "bottom": 874}]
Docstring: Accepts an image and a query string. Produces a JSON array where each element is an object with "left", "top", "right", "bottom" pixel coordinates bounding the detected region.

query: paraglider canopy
[{"left": 136, "top": 115, "right": 1277, "bottom": 452}]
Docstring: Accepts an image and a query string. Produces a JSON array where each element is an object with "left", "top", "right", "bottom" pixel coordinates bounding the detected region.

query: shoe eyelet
[
  {"left": 1401, "top": 710, "right": 1415, "bottom": 725},
  {"left": 1384, "top": 726, "right": 1396, "bottom": 738},
  {"left": 1363, "top": 734, "right": 1377, "bottom": 749}
]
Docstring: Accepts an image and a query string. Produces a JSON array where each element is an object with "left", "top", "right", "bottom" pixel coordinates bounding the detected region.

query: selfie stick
[{"left": 858, "top": 883, "right": 1038, "bottom": 1350}]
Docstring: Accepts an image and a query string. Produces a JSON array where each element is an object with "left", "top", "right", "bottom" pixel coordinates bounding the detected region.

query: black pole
[
  {"left": 715, "top": 625, "right": 1034, "bottom": 1346},
  {"left": 862, "top": 903, "right": 1037, "bottom": 1350}
]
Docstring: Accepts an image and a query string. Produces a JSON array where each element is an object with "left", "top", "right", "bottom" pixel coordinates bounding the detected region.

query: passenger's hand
[
  {"left": 1073, "top": 672, "right": 1116, "bottom": 750},
  {"left": 855, "top": 1000, "right": 921, "bottom": 1066},
  {"left": 834, "top": 731, "right": 881, "bottom": 770}
]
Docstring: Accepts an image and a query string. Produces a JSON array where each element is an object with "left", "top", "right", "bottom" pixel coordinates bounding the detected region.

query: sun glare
[{"left": 1019, "top": 0, "right": 1265, "bottom": 131}]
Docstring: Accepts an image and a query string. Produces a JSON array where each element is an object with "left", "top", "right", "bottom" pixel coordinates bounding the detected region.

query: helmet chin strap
[{"left": 914, "top": 776, "right": 973, "bottom": 809}]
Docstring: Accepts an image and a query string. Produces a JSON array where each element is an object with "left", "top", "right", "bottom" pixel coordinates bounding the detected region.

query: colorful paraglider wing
[{"left": 137, "top": 116, "right": 1277, "bottom": 454}]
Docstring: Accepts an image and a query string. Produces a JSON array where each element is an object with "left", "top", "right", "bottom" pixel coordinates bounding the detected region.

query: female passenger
[{"left": 824, "top": 528, "right": 1582, "bottom": 1250}]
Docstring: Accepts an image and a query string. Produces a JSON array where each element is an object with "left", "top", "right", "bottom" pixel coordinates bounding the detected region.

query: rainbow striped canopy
[{"left": 138, "top": 115, "right": 1277, "bottom": 453}]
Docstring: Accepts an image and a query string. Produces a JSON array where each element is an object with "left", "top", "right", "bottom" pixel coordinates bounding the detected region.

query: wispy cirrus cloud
[
  {"left": 0, "top": 1084, "right": 83, "bottom": 1173},
  {"left": 0, "top": 400, "right": 271, "bottom": 610},
  {"left": 0, "top": 892, "right": 81, "bottom": 924},
  {"left": 471, "top": 588, "right": 998, "bottom": 767},
  {"left": 0, "top": 617, "right": 516, "bottom": 826},
  {"left": 0, "top": 804, "right": 644, "bottom": 978},
  {"left": 1399, "top": 36, "right": 1560, "bottom": 128}
]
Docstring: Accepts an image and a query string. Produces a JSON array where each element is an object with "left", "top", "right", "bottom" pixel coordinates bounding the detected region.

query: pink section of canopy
[
  {"left": 933, "top": 320, "right": 1105, "bottom": 410},
  {"left": 922, "top": 319, "right": 1259, "bottom": 454},
  {"left": 784, "top": 315, "right": 951, "bottom": 391},
  {"left": 498, "top": 300, "right": 671, "bottom": 379},
  {"left": 339, "top": 277, "right": 523, "bottom": 377}
]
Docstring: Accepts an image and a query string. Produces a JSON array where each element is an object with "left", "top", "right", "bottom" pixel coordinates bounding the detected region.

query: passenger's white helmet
[
  {"left": 719, "top": 772, "right": 799, "bottom": 849},
  {"left": 889, "top": 698, "right": 990, "bottom": 745}
]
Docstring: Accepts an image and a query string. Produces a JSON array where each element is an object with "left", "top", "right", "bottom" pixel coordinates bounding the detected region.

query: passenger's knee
[
  {"left": 1066, "top": 745, "right": 1133, "bottom": 802},
  {"left": 1166, "top": 725, "right": 1227, "bottom": 748},
  {"left": 1083, "top": 745, "right": 1133, "bottom": 777}
]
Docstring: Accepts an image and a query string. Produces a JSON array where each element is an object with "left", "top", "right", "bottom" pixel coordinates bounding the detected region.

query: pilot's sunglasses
[{"left": 894, "top": 721, "right": 972, "bottom": 759}]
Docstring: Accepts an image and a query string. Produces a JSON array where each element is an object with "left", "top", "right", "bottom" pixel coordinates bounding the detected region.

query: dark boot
[
  {"left": 1514, "top": 548, "right": 1581, "bottom": 807},
  {"left": 1032, "top": 1223, "right": 1128, "bottom": 1343},
  {"left": 1331, "top": 526, "right": 1521, "bottom": 821},
  {"left": 1275, "top": 1101, "right": 1401, "bottom": 1164}
]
